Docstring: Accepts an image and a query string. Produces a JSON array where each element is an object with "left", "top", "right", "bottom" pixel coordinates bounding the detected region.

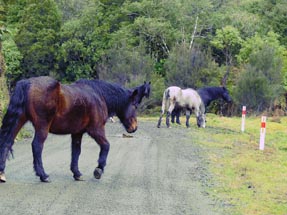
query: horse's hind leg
[
  {"left": 166, "top": 102, "right": 175, "bottom": 128},
  {"left": 0, "top": 115, "right": 27, "bottom": 182},
  {"left": 31, "top": 128, "right": 49, "bottom": 182},
  {"left": 157, "top": 112, "right": 164, "bottom": 128},
  {"left": 70, "top": 133, "right": 84, "bottom": 181}
]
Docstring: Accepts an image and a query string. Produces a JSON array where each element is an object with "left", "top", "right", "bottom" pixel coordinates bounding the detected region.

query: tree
[
  {"left": 164, "top": 43, "right": 222, "bottom": 88},
  {"left": 98, "top": 43, "right": 153, "bottom": 86},
  {"left": 56, "top": 1, "right": 110, "bottom": 82},
  {"left": 211, "top": 25, "right": 242, "bottom": 85},
  {"left": 14, "top": 0, "right": 61, "bottom": 80},
  {"left": 234, "top": 45, "right": 284, "bottom": 113},
  {"left": 250, "top": 0, "right": 287, "bottom": 46}
]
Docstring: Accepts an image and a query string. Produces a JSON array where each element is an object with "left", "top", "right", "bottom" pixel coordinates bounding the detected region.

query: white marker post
[
  {"left": 259, "top": 116, "right": 267, "bottom": 150},
  {"left": 241, "top": 106, "right": 246, "bottom": 132}
]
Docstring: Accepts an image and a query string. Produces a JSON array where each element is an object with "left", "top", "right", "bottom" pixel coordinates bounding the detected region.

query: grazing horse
[
  {"left": 0, "top": 76, "right": 141, "bottom": 183},
  {"left": 171, "top": 86, "right": 232, "bottom": 124},
  {"left": 157, "top": 86, "right": 205, "bottom": 128}
]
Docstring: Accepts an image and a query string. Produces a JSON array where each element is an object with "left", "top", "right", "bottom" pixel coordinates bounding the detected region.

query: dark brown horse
[{"left": 0, "top": 76, "right": 142, "bottom": 183}]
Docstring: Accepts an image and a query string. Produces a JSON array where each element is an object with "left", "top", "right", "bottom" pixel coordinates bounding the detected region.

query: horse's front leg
[
  {"left": 31, "top": 129, "right": 49, "bottom": 182},
  {"left": 70, "top": 133, "right": 83, "bottom": 181},
  {"left": 185, "top": 110, "right": 191, "bottom": 128},
  {"left": 88, "top": 129, "right": 110, "bottom": 179}
]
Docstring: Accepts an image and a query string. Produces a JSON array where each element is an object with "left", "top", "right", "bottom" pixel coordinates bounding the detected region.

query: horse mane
[{"left": 76, "top": 79, "right": 132, "bottom": 116}]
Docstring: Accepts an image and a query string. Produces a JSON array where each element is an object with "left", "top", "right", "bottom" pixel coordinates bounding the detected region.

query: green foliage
[
  {"left": 2, "top": 38, "right": 22, "bottom": 89},
  {"left": 249, "top": 0, "right": 287, "bottom": 46},
  {"left": 56, "top": 1, "right": 112, "bottom": 81},
  {"left": 164, "top": 43, "right": 222, "bottom": 88},
  {"left": 98, "top": 44, "right": 153, "bottom": 86},
  {"left": 234, "top": 46, "right": 284, "bottom": 113},
  {"left": 144, "top": 72, "right": 166, "bottom": 114},
  {"left": 2, "top": 0, "right": 287, "bottom": 114},
  {"left": 237, "top": 31, "right": 287, "bottom": 91},
  {"left": 237, "top": 31, "right": 285, "bottom": 64},
  {"left": 14, "top": 0, "right": 61, "bottom": 80},
  {"left": 211, "top": 25, "right": 243, "bottom": 64}
]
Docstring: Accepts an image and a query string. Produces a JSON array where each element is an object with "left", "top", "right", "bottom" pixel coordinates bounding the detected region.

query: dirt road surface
[{"left": 0, "top": 119, "right": 225, "bottom": 215}]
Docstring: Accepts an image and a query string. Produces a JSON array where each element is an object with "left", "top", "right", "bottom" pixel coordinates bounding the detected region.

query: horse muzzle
[{"left": 125, "top": 118, "right": 138, "bottom": 133}]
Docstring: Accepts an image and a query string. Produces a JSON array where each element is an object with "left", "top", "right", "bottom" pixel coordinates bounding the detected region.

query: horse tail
[
  {"left": 161, "top": 88, "right": 171, "bottom": 114},
  {"left": 0, "top": 79, "right": 30, "bottom": 156}
]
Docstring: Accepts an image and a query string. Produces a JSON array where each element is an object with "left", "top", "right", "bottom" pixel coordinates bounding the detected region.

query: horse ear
[
  {"left": 148, "top": 81, "right": 151, "bottom": 85},
  {"left": 144, "top": 81, "right": 146, "bottom": 84}
]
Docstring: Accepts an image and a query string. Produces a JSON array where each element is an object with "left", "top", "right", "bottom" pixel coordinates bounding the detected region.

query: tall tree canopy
[{"left": 1, "top": 0, "right": 287, "bottom": 114}]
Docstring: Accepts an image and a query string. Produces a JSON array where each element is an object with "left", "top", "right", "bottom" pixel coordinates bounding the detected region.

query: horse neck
[
  {"left": 133, "top": 85, "right": 148, "bottom": 105},
  {"left": 94, "top": 82, "right": 128, "bottom": 117},
  {"left": 199, "top": 87, "right": 221, "bottom": 106}
]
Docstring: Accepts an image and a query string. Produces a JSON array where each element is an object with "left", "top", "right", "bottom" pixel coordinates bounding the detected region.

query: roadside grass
[
  {"left": 140, "top": 115, "right": 287, "bottom": 214},
  {"left": 189, "top": 114, "right": 287, "bottom": 215}
]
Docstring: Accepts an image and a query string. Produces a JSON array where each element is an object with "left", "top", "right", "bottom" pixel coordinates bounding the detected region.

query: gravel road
[{"left": 0, "top": 119, "right": 225, "bottom": 215}]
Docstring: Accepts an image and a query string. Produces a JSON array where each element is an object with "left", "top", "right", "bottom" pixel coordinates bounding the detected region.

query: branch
[
  {"left": 161, "top": 37, "right": 170, "bottom": 54},
  {"left": 189, "top": 16, "right": 198, "bottom": 50}
]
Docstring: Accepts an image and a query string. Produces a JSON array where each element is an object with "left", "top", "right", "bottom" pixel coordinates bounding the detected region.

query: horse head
[
  {"left": 222, "top": 87, "right": 232, "bottom": 103},
  {"left": 132, "top": 81, "right": 151, "bottom": 106},
  {"left": 196, "top": 112, "right": 206, "bottom": 128},
  {"left": 143, "top": 81, "right": 151, "bottom": 98},
  {"left": 118, "top": 89, "right": 139, "bottom": 133}
]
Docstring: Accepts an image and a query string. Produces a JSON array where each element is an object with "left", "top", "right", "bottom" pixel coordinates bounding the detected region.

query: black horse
[
  {"left": 0, "top": 76, "right": 145, "bottom": 183},
  {"left": 171, "top": 86, "right": 232, "bottom": 124},
  {"left": 133, "top": 81, "right": 151, "bottom": 105},
  {"left": 109, "top": 81, "right": 151, "bottom": 122}
]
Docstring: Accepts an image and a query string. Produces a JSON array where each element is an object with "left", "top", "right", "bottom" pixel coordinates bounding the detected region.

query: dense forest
[{"left": 0, "top": 0, "right": 287, "bottom": 115}]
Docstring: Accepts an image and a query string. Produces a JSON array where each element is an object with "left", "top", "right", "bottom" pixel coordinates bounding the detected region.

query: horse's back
[
  {"left": 28, "top": 76, "right": 60, "bottom": 117},
  {"left": 165, "top": 86, "right": 182, "bottom": 100},
  {"left": 181, "top": 88, "right": 202, "bottom": 108},
  {"left": 50, "top": 82, "right": 108, "bottom": 134},
  {"left": 25, "top": 76, "right": 108, "bottom": 134}
]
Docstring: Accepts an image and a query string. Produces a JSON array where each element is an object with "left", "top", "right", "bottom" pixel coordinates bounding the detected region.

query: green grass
[
  {"left": 140, "top": 115, "right": 287, "bottom": 214},
  {"left": 186, "top": 114, "right": 287, "bottom": 215}
]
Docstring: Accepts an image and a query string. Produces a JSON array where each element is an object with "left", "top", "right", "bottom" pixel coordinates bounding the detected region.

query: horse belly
[{"left": 49, "top": 114, "right": 90, "bottom": 134}]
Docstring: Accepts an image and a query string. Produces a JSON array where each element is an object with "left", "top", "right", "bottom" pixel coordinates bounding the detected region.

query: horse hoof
[
  {"left": 40, "top": 176, "right": 50, "bottom": 183},
  {"left": 93, "top": 168, "right": 103, "bottom": 179},
  {"left": 0, "top": 172, "right": 6, "bottom": 183},
  {"left": 74, "top": 175, "right": 85, "bottom": 181}
]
